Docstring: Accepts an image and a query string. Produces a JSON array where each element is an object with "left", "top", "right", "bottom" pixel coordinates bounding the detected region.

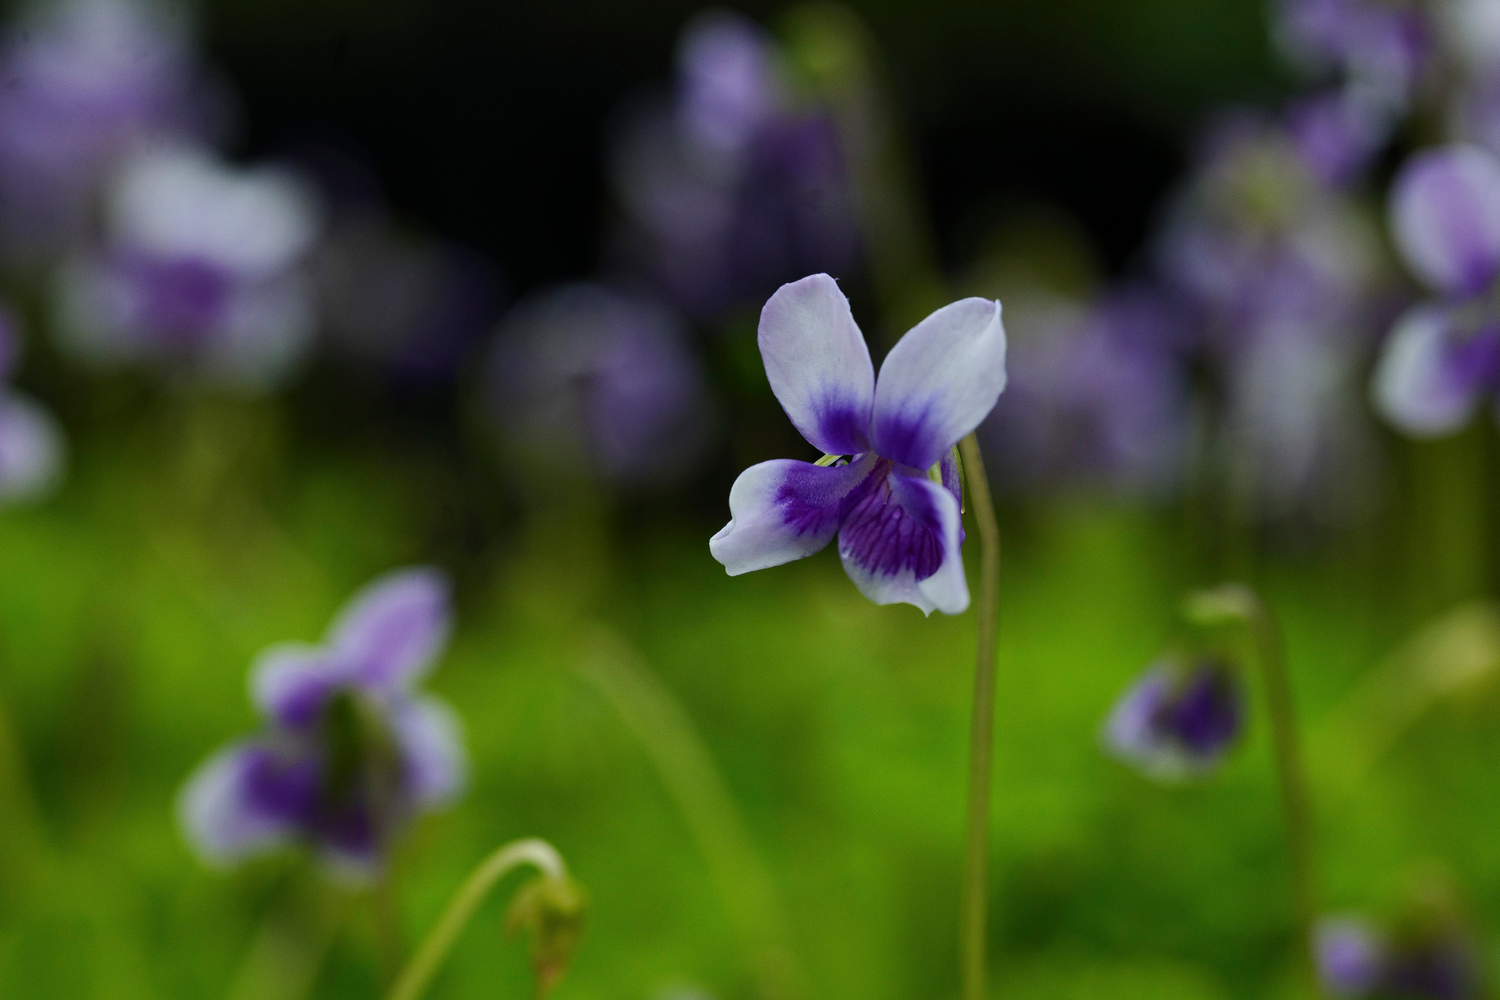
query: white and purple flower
[
  {"left": 709, "top": 273, "right": 1006, "bottom": 616},
  {"left": 1103, "top": 658, "right": 1244, "bottom": 782},
  {"left": 0, "top": 306, "right": 65, "bottom": 504},
  {"left": 1372, "top": 144, "right": 1500, "bottom": 436},
  {"left": 609, "top": 11, "right": 860, "bottom": 320},
  {"left": 54, "top": 143, "right": 323, "bottom": 389},
  {"left": 1314, "top": 913, "right": 1481, "bottom": 999},
  {"left": 484, "top": 283, "right": 715, "bottom": 488},
  {"left": 178, "top": 568, "right": 466, "bottom": 878},
  {"left": 0, "top": 0, "right": 212, "bottom": 261}
]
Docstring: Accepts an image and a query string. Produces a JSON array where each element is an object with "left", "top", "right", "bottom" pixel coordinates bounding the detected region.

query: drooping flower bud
[{"left": 505, "top": 872, "right": 590, "bottom": 998}]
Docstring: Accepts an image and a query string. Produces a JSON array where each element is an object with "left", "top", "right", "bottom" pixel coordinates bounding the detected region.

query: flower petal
[
  {"left": 1371, "top": 304, "right": 1493, "bottom": 436},
  {"left": 1314, "top": 917, "right": 1386, "bottom": 997},
  {"left": 757, "top": 273, "right": 874, "bottom": 454},
  {"left": 837, "top": 473, "right": 968, "bottom": 616},
  {"left": 710, "top": 454, "right": 879, "bottom": 575},
  {"left": 0, "top": 393, "right": 65, "bottom": 502},
  {"left": 250, "top": 643, "right": 344, "bottom": 729},
  {"left": 392, "top": 696, "right": 468, "bottom": 809},
  {"left": 1390, "top": 144, "right": 1500, "bottom": 295},
  {"left": 872, "top": 297, "right": 1007, "bottom": 470},
  {"left": 177, "top": 742, "right": 305, "bottom": 866},
  {"left": 328, "top": 567, "right": 452, "bottom": 691}
]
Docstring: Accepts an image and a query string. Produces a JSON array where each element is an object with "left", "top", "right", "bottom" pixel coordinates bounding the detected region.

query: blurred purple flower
[
  {"left": 1313, "top": 914, "right": 1481, "bottom": 999},
  {"left": 711, "top": 274, "right": 1006, "bottom": 616},
  {"left": 1373, "top": 144, "right": 1500, "bottom": 436},
  {"left": 485, "top": 282, "right": 715, "bottom": 488},
  {"left": 980, "top": 287, "right": 1191, "bottom": 497},
  {"left": 1274, "top": 0, "right": 1430, "bottom": 109},
  {"left": 1103, "top": 658, "right": 1243, "bottom": 781},
  {"left": 0, "top": 0, "right": 214, "bottom": 261},
  {"left": 0, "top": 305, "right": 64, "bottom": 504},
  {"left": 179, "top": 568, "right": 466, "bottom": 878},
  {"left": 609, "top": 10, "right": 860, "bottom": 320},
  {"left": 54, "top": 144, "right": 323, "bottom": 388},
  {"left": 1287, "top": 87, "right": 1391, "bottom": 188},
  {"left": 316, "top": 210, "right": 501, "bottom": 383}
]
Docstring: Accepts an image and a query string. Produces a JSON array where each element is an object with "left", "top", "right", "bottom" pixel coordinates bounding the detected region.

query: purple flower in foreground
[
  {"left": 610, "top": 11, "right": 859, "bottom": 320},
  {"left": 0, "top": 306, "right": 65, "bottom": 503},
  {"left": 0, "top": 0, "right": 209, "bottom": 260},
  {"left": 179, "top": 568, "right": 466, "bottom": 877},
  {"left": 485, "top": 283, "right": 714, "bottom": 488},
  {"left": 1103, "top": 658, "right": 1244, "bottom": 781},
  {"left": 1314, "top": 914, "right": 1481, "bottom": 999},
  {"left": 710, "top": 274, "right": 1006, "bottom": 615},
  {"left": 1372, "top": 144, "right": 1500, "bottom": 436},
  {"left": 54, "top": 144, "right": 323, "bottom": 388}
]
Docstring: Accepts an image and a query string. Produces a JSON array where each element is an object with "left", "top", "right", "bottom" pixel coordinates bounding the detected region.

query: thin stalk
[
  {"left": 576, "top": 625, "right": 805, "bottom": 1000},
  {"left": 957, "top": 432, "right": 1001, "bottom": 1000},
  {"left": 374, "top": 872, "right": 405, "bottom": 987},
  {"left": 1189, "top": 585, "right": 1318, "bottom": 949},
  {"left": 227, "top": 878, "right": 351, "bottom": 1000},
  {"left": 386, "top": 839, "right": 566, "bottom": 1000}
]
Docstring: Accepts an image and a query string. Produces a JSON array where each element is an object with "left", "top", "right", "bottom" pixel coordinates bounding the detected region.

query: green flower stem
[
  {"left": 957, "top": 432, "right": 1001, "bottom": 1000},
  {"left": 1187, "top": 585, "right": 1318, "bottom": 948},
  {"left": 227, "top": 878, "right": 351, "bottom": 1000},
  {"left": 386, "top": 839, "right": 567, "bottom": 1000},
  {"left": 577, "top": 626, "right": 806, "bottom": 1000},
  {"left": 0, "top": 694, "right": 51, "bottom": 903}
]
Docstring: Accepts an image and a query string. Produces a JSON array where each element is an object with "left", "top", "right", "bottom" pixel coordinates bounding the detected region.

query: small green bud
[{"left": 505, "top": 873, "right": 589, "bottom": 998}]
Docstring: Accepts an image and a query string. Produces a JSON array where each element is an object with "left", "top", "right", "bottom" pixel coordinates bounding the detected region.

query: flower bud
[{"left": 505, "top": 873, "right": 590, "bottom": 997}]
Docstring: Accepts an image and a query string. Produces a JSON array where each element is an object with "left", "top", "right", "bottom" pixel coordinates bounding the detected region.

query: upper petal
[
  {"left": 710, "top": 454, "right": 879, "bottom": 575},
  {"left": 0, "top": 393, "right": 65, "bottom": 503},
  {"left": 836, "top": 473, "right": 969, "bottom": 616},
  {"left": 1371, "top": 304, "right": 1492, "bottom": 436},
  {"left": 1390, "top": 144, "right": 1500, "bottom": 295},
  {"left": 872, "top": 298, "right": 1007, "bottom": 470},
  {"left": 250, "top": 642, "right": 344, "bottom": 729},
  {"left": 328, "top": 567, "right": 452, "bottom": 691},
  {"left": 758, "top": 274, "right": 875, "bottom": 454}
]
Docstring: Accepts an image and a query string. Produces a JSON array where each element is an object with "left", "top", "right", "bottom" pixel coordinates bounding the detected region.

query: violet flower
[
  {"left": 1371, "top": 144, "right": 1500, "bottom": 436},
  {"left": 0, "top": 0, "right": 209, "bottom": 261},
  {"left": 484, "top": 283, "right": 714, "bottom": 488},
  {"left": 980, "top": 288, "right": 1190, "bottom": 496},
  {"left": 179, "top": 568, "right": 466, "bottom": 877},
  {"left": 0, "top": 305, "right": 65, "bottom": 504},
  {"left": 1274, "top": 0, "right": 1430, "bottom": 109},
  {"left": 710, "top": 273, "right": 1006, "bottom": 615},
  {"left": 609, "top": 11, "right": 860, "bottom": 320},
  {"left": 54, "top": 144, "right": 323, "bottom": 388},
  {"left": 1314, "top": 914, "right": 1481, "bottom": 999},
  {"left": 1102, "top": 658, "right": 1244, "bottom": 782}
]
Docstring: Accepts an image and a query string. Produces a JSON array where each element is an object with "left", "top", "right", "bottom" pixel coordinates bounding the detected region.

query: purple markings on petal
[
  {"left": 710, "top": 454, "right": 878, "bottom": 576},
  {"left": 837, "top": 472, "right": 945, "bottom": 583},
  {"left": 328, "top": 567, "right": 451, "bottom": 691},
  {"left": 1315, "top": 917, "right": 1386, "bottom": 997},
  {"left": 1166, "top": 668, "right": 1243, "bottom": 755},
  {"left": 1372, "top": 305, "right": 1493, "bottom": 437},
  {"left": 178, "top": 742, "right": 300, "bottom": 864},
  {"left": 124, "top": 252, "right": 233, "bottom": 346},
  {"left": 241, "top": 743, "right": 322, "bottom": 828},
  {"left": 1390, "top": 145, "right": 1500, "bottom": 296},
  {"left": 252, "top": 645, "right": 344, "bottom": 730}
]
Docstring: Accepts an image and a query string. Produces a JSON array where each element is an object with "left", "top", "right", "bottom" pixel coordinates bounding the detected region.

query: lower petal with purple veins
[
  {"left": 710, "top": 453, "right": 880, "bottom": 575},
  {"left": 836, "top": 472, "right": 968, "bottom": 615}
]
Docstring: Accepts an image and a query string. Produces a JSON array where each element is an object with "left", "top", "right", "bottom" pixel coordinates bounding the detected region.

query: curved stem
[
  {"left": 577, "top": 625, "right": 805, "bottom": 1000},
  {"left": 385, "top": 839, "right": 566, "bottom": 1000},
  {"left": 958, "top": 432, "right": 1001, "bottom": 1000},
  {"left": 1189, "top": 585, "right": 1318, "bottom": 946}
]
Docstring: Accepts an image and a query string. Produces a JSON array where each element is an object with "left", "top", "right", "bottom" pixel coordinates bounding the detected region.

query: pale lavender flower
[
  {"left": 0, "top": 0, "right": 210, "bottom": 260},
  {"left": 609, "top": 11, "right": 859, "bottom": 320},
  {"left": 0, "top": 305, "right": 64, "bottom": 503},
  {"left": 980, "top": 288, "right": 1190, "bottom": 496},
  {"left": 1313, "top": 913, "right": 1481, "bottom": 999},
  {"left": 1287, "top": 87, "right": 1391, "bottom": 188},
  {"left": 710, "top": 274, "right": 1005, "bottom": 615},
  {"left": 485, "top": 283, "right": 714, "bottom": 488},
  {"left": 54, "top": 144, "right": 323, "bottom": 388},
  {"left": 1275, "top": 0, "right": 1430, "bottom": 109},
  {"left": 1372, "top": 144, "right": 1500, "bottom": 436},
  {"left": 179, "top": 568, "right": 466, "bottom": 878},
  {"left": 1103, "top": 658, "right": 1244, "bottom": 782}
]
